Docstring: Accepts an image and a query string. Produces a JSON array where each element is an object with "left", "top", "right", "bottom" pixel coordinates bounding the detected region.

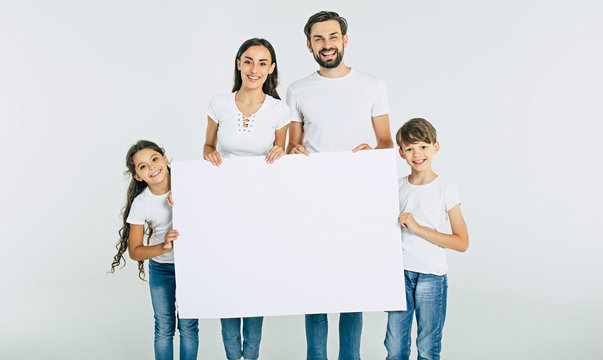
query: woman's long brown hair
[
  {"left": 232, "top": 38, "right": 280, "bottom": 99},
  {"left": 110, "top": 140, "right": 166, "bottom": 280}
]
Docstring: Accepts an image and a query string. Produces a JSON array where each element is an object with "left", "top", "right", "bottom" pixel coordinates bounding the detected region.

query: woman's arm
[
  {"left": 203, "top": 116, "right": 222, "bottom": 166},
  {"left": 266, "top": 125, "right": 289, "bottom": 163},
  {"left": 128, "top": 224, "right": 174, "bottom": 261},
  {"left": 398, "top": 204, "right": 469, "bottom": 252}
]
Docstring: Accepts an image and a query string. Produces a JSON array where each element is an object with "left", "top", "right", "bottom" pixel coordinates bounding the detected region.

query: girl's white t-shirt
[
  {"left": 126, "top": 187, "right": 174, "bottom": 263},
  {"left": 208, "top": 92, "right": 291, "bottom": 157},
  {"left": 398, "top": 176, "right": 461, "bottom": 275}
]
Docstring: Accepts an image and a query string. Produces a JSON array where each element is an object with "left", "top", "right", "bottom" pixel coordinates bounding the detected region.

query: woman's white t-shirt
[
  {"left": 126, "top": 187, "right": 174, "bottom": 263},
  {"left": 207, "top": 92, "right": 290, "bottom": 157}
]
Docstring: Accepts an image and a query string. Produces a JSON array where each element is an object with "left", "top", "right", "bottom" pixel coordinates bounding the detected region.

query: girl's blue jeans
[
  {"left": 220, "top": 317, "right": 264, "bottom": 359},
  {"left": 149, "top": 260, "right": 199, "bottom": 360},
  {"left": 384, "top": 270, "right": 448, "bottom": 360},
  {"left": 305, "top": 312, "right": 363, "bottom": 360}
]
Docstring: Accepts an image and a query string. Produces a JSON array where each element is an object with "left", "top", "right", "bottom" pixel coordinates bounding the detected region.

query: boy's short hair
[
  {"left": 304, "top": 11, "right": 348, "bottom": 41},
  {"left": 396, "top": 118, "right": 437, "bottom": 148}
]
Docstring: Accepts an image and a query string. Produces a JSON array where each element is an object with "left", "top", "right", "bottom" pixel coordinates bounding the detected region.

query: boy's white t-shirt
[
  {"left": 399, "top": 176, "right": 461, "bottom": 275},
  {"left": 286, "top": 69, "right": 388, "bottom": 153},
  {"left": 126, "top": 187, "right": 174, "bottom": 263},
  {"left": 208, "top": 92, "right": 291, "bottom": 157}
]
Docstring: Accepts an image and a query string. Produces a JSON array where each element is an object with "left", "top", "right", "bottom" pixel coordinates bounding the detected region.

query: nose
[{"left": 251, "top": 63, "right": 259, "bottom": 73}]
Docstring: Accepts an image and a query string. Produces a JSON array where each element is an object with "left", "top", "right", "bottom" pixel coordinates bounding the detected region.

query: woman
[{"left": 203, "top": 38, "right": 290, "bottom": 360}]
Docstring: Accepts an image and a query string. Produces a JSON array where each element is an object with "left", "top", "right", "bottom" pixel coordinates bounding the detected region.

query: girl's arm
[
  {"left": 398, "top": 204, "right": 469, "bottom": 252},
  {"left": 203, "top": 116, "right": 222, "bottom": 166},
  {"left": 266, "top": 125, "right": 289, "bottom": 163},
  {"left": 128, "top": 224, "right": 174, "bottom": 261}
]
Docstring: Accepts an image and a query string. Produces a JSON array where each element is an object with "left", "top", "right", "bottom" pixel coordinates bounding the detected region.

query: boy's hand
[
  {"left": 266, "top": 145, "right": 285, "bottom": 163},
  {"left": 163, "top": 229, "right": 179, "bottom": 250},
  {"left": 352, "top": 143, "right": 373, "bottom": 152},
  {"left": 166, "top": 192, "right": 174, "bottom": 207},
  {"left": 399, "top": 212, "right": 421, "bottom": 234}
]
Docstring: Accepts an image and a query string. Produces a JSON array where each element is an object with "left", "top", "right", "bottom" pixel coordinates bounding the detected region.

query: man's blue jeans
[
  {"left": 149, "top": 260, "right": 199, "bottom": 360},
  {"left": 305, "top": 312, "right": 363, "bottom": 360},
  {"left": 384, "top": 270, "right": 447, "bottom": 360},
  {"left": 220, "top": 317, "right": 264, "bottom": 359}
]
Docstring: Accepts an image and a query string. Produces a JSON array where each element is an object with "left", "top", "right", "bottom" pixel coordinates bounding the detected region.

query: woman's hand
[
  {"left": 163, "top": 229, "right": 179, "bottom": 250},
  {"left": 204, "top": 150, "right": 222, "bottom": 166},
  {"left": 265, "top": 145, "right": 285, "bottom": 163}
]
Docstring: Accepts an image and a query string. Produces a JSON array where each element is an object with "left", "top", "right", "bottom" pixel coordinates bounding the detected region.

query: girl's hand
[
  {"left": 399, "top": 212, "right": 421, "bottom": 234},
  {"left": 204, "top": 150, "right": 222, "bottom": 166},
  {"left": 266, "top": 145, "right": 285, "bottom": 164},
  {"left": 166, "top": 192, "right": 174, "bottom": 207},
  {"left": 163, "top": 229, "right": 179, "bottom": 250}
]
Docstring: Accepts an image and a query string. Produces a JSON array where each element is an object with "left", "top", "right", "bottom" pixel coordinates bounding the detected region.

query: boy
[{"left": 385, "top": 118, "right": 469, "bottom": 360}]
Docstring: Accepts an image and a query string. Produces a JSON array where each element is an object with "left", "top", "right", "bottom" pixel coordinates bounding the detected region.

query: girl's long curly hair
[{"left": 109, "top": 140, "right": 167, "bottom": 280}]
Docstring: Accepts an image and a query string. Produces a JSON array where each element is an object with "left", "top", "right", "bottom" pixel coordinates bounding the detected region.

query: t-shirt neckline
[
  {"left": 313, "top": 67, "right": 354, "bottom": 81},
  {"left": 233, "top": 91, "right": 270, "bottom": 118},
  {"left": 406, "top": 175, "right": 439, "bottom": 187}
]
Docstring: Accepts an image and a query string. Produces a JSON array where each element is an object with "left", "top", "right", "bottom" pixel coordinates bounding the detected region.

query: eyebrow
[
  {"left": 243, "top": 56, "right": 270, "bottom": 62},
  {"left": 313, "top": 32, "right": 340, "bottom": 39}
]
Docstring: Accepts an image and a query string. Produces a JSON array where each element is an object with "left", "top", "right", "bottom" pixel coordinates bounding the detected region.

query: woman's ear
[
  {"left": 269, "top": 62, "right": 275, "bottom": 74},
  {"left": 236, "top": 58, "right": 241, "bottom": 71}
]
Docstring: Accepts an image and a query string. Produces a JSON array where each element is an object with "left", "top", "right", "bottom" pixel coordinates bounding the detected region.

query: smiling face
[
  {"left": 236, "top": 45, "right": 275, "bottom": 91},
  {"left": 399, "top": 141, "right": 440, "bottom": 173},
  {"left": 307, "top": 20, "right": 348, "bottom": 69},
  {"left": 132, "top": 148, "right": 169, "bottom": 187}
]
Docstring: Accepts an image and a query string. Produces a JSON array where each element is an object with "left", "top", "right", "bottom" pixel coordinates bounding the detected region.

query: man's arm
[
  {"left": 352, "top": 114, "right": 394, "bottom": 152},
  {"left": 287, "top": 122, "right": 309, "bottom": 155}
]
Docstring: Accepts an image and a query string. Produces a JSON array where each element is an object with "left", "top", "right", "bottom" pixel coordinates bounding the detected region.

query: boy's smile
[{"left": 399, "top": 141, "right": 440, "bottom": 173}]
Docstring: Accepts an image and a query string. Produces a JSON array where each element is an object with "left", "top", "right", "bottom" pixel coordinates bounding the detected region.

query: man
[{"left": 286, "top": 10, "right": 394, "bottom": 360}]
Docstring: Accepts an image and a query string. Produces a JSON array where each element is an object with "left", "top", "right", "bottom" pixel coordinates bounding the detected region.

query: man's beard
[{"left": 313, "top": 47, "right": 344, "bottom": 69}]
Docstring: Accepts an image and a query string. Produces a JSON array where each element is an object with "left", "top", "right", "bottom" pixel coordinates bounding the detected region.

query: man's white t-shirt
[
  {"left": 398, "top": 176, "right": 461, "bottom": 275},
  {"left": 286, "top": 69, "right": 389, "bottom": 152},
  {"left": 126, "top": 187, "right": 174, "bottom": 263},
  {"left": 208, "top": 92, "right": 290, "bottom": 157}
]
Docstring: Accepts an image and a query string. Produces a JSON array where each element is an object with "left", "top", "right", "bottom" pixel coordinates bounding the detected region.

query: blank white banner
[{"left": 171, "top": 149, "right": 405, "bottom": 319}]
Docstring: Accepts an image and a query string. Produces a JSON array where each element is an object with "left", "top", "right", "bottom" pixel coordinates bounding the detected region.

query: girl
[
  {"left": 110, "top": 140, "right": 199, "bottom": 360},
  {"left": 203, "top": 38, "right": 290, "bottom": 360}
]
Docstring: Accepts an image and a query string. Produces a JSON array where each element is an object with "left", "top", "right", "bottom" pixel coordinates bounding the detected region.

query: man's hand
[{"left": 352, "top": 143, "right": 373, "bottom": 152}]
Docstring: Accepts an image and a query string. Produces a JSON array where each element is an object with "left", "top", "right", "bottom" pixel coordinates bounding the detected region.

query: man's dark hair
[{"left": 304, "top": 11, "right": 348, "bottom": 41}]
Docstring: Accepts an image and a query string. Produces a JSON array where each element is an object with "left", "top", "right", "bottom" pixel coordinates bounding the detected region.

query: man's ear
[
  {"left": 307, "top": 40, "right": 313, "bottom": 53},
  {"left": 343, "top": 34, "right": 348, "bottom": 48}
]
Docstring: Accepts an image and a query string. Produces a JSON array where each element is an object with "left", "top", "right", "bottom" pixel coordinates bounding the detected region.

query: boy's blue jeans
[
  {"left": 149, "top": 260, "right": 199, "bottom": 360},
  {"left": 220, "top": 317, "right": 264, "bottom": 359},
  {"left": 305, "top": 312, "right": 363, "bottom": 360},
  {"left": 384, "top": 270, "right": 447, "bottom": 360}
]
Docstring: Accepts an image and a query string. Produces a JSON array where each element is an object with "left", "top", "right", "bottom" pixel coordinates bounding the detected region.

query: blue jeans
[
  {"left": 149, "top": 260, "right": 199, "bottom": 360},
  {"left": 220, "top": 317, "right": 264, "bottom": 359},
  {"left": 384, "top": 270, "right": 447, "bottom": 360},
  {"left": 305, "top": 312, "right": 363, "bottom": 360}
]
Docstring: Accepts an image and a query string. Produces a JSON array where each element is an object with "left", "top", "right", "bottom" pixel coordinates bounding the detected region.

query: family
[{"left": 109, "top": 10, "right": 469, "bottom": 360}]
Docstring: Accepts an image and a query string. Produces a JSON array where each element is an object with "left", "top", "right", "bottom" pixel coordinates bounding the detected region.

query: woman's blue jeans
[
  {"left": 384, "top": 270, "right": 448, "bottom": 360},
  {"left": 220, "top": 317, "right": 264, "bottom": 359},
  {"left": 149, "top": 260, "right": 199, "bottom": 360},
  {"left": 305, "top": 312, "right": 363, "bottom": 360}
]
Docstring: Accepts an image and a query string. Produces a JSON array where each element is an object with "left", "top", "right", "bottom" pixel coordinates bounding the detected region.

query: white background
[{"left": 1, "top": 0, "right": 602, "bottom": 359}]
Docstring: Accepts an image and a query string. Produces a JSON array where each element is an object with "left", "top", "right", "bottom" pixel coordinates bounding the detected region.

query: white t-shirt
[
  {"left": 398, "top": 176, "right": 461, "bottom": 275},
  {"left": 126, "top": 187, "right": 174, "bottom": 263},
  {"left": 208, "top": 92, "right": 291, "bottom": 157},
  {"left": 286, "top": 69, "right": 389, "bottom": 153}
]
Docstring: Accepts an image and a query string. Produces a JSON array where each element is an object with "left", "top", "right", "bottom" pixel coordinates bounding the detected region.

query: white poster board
[{"left": 172, "top": 149, "right": 405, "bottom": 319}]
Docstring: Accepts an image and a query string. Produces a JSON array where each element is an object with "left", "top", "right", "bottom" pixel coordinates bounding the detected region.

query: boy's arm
[{"left": 399, "top": 204, "right": 469, "bottom": 252}]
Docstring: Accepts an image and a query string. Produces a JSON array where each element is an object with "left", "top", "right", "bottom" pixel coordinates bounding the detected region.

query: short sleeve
[
  {"left": 126, "top": 195, "right": 146, "bottom": 225},
  {"left": 275, "top": 102, "right": 291, "bottom": 129},
  {"left": 371, "top": 77, "right": 389, "bottom": 117},
  {"left": 445, "top": 184, "right": 461, "bottom": 212},
  {"left": 286, "top": 87, "right": 303, "bottom": 123},
  {"left": 207, "top": 97, "right": 219, "bottom": 124}
]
